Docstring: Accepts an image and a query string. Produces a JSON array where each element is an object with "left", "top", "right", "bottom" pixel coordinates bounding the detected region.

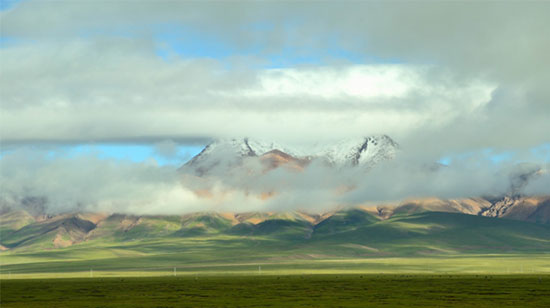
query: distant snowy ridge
[
  {"left": 196, "top": 138, "right": 304, "bottom": 158},
  {"left": 181, "top": 135, "right": 398, "bottom": 175}
]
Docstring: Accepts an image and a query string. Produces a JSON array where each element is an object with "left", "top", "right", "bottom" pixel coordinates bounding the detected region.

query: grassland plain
[
  {"left": 1, "top": 255, "right": 550, "bottom": 278},
  {"left": 1, "top": 210, "right": 549, "bottom": 306},
  {"left": 1, "top": 275, "right": 549, "bottom": 307},
  {"left": 1, "top": 210, "right": 549, "bottom": 277}
]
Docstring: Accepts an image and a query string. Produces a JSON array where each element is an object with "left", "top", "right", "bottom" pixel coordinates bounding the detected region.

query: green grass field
[
  {"left": 1, "top": 255, "right": 550, "bottom": 279},
  {"left": 1, "top": 275, "right": 549, "bottom": 307},
  {"left": 2, "top": 210, "right": 549, "bottom": 278},
  {"left": 2, "top": 210, "right": 549, "bottom": 306}
]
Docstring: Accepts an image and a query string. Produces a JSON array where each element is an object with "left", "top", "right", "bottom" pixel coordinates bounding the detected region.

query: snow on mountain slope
[
  {"left": 181, "top": 138, "right": 304, "bottom": 176},
  {"left": 180, "top": 136, "right": 398, "bottom": 176},
  {"left": 316, "top": 135, "right": 398, "bottom": 167}
]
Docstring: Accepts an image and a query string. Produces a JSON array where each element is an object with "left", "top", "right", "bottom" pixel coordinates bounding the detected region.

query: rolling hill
[
  {"left": 1, "top": 200, "right": 549, "bottom": 255},
  {"left": 1, "top": 203, "right": 549, "bottom": 276}
]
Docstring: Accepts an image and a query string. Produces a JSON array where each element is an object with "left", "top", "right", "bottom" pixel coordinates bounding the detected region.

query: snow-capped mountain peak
[{"left": 181, "top": 135, "right": 398, "bottom": 175}]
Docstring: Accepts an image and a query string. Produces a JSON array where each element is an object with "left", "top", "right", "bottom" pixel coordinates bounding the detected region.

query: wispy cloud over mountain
[{"left": 1, "top": 139, "right": 548, "bottom": 215}]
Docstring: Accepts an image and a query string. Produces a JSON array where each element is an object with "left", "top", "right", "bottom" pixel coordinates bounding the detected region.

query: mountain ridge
[{"left": 2, "top": 195, "right": 548, "bottom": 252}]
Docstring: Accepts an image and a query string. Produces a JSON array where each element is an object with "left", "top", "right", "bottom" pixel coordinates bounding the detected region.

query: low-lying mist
[{"left": 1, "top": 146, "right": 548, "bottom": 216}]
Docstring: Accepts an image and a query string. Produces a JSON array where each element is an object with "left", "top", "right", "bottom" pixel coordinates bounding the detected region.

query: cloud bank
[
  {"left": 1, "top": 1, "right": 549, "bottom": 153},
  {"left": 1, "top": 1, "right": 549, "bottom": 214},
  {"left": 0, "top": 41, "right": 494, "bottom": 149},
  {"left": 1, "top": 147, "right": 548, "bottom": 215}
]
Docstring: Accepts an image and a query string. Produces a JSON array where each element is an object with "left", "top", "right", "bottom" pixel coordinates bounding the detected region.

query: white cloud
[
  {"left": 1, "top": 1, "right": 549, "bottom": 152},
  {"left": 2, "top": 146, "right": 546, "bottom": 215},
  {"left": 0, "top": 39, "right": 496, "bottom": 147},
  {"left": 241, "top": 66, "right": 417, "bottom": 100},
  {"left": 0, "top": 0, "right": 549, "bottom": 213}
]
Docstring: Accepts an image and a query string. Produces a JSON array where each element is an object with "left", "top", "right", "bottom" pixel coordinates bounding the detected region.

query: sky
[{"left": 1, "top": 1, "right": 549, "bottom": 214}]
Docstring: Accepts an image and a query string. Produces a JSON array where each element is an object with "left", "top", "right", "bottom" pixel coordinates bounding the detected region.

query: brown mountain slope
[
  {"left": 363, "top": 196, "right": 550, "bottom": 223},
  {"left": 259, "top": 150, "right": 310, "bottom": 172}
]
